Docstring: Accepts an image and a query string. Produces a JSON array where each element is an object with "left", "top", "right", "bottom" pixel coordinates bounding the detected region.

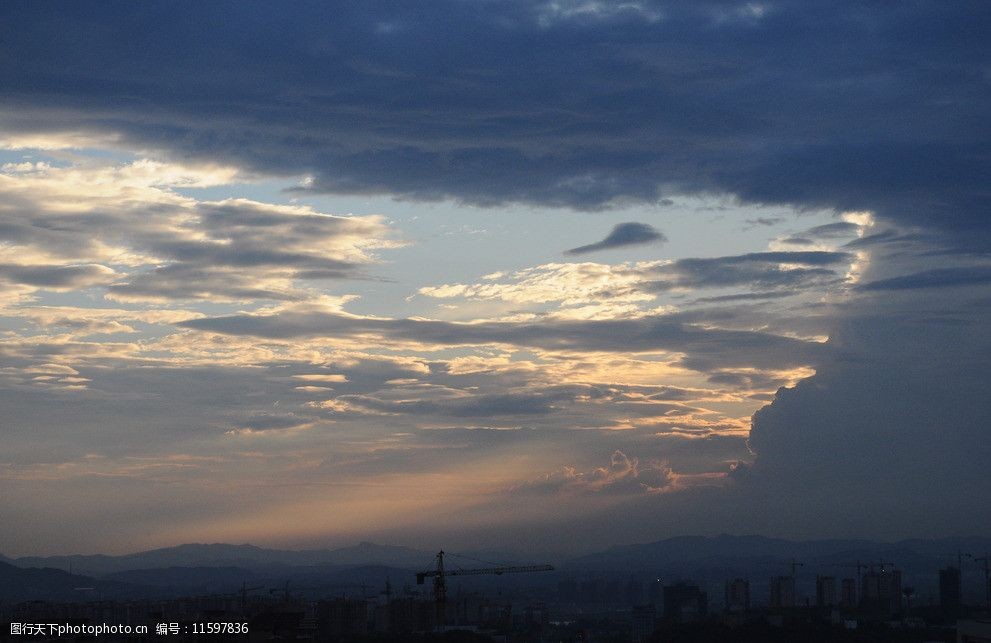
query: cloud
[
  {"left": 417, "top": 261, "right": 658, "bottom": 310},
  {"left": 417, "top": 251, "right": 854, "bottom": 316},
  {"left": 730, "top": 227, "right": 991, "bottom": 533},
  {"left": 564, "top": 222, "right": 666, "bottom": 255},
  {"left": 745, "top": 217, "right": 785, "bottom": 228},
  {"left": 0, "top": 1, "right": 989, "bottom": 553},
  {"left": 692, "top": 291, "right": 794, "bottom": 303},
  {"left": 322, "top": 391, "right": 562, "bottom": 419},
  {"left": 178, "top": 305, "right": 825, "bottom": 371},
  {"left": 0, "top": 2, "right": 987, "bottom": 235},
  {"left": 856, "top": 266, "right": 991, "bottom": 291},
  {"left": 0, "top": 160, "right": 399, "bottom": 302},
  {"left": 312, "top": 382, "right": 698, "bottom": 423},
  {"left": 740, "top": 312, "right": 991, "bottom": 527},
  {"left": 642, "top": 251, "right": 849, "bottom": 292},
  {"left": 0, "top": 263, "right": 115, "bottom": 289},
  {"left": 515, "top": 450, "right": 676, "bottom": 496},
  {"left": 779, "top": 221, "right": 861, "bottom": 246},
  {"left": 0, "top": 322, "right": 763, "bottom": 553},
  {"left": 226, "top": 412, "right": 314, "bottom": 436}
]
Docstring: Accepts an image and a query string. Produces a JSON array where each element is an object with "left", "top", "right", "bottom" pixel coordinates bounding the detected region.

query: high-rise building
[
  {"left": 626, "top": 578, "right": 644, "bottom": 606},
  {"left": 631, "top": 604, "right": 657, "bottom": 643},
  {"left": 558, "top": 578, "right": 578, "bottom": 603},
  {"left": 521, "top": 603, "right": 549, "bottom": 628},
  {"left": 316, "top": 598, "right": 369, "bottom": 638},
  {"left": 861, "top": 567, "right": 902, "bottom": 616},
  {"left": 939, "top": 566, "right": 962, "bottom": 611},
  {"left": 840, "top": 578, "right": 857, "bottom": 608},
  {"left": 605, "top": 579, "right": 624, "bottom": 605},
  {"left": 647, "top": 578, "right": 664, "bottom": 607},
  {"left": 724, "top": 578, "right": 750, "bottom": 614},
  {"left": 956, "top": 619, "right": 991, "bottom": 643},
  {"left": 770, "top": 576, "right": 796, "bottom": 609},
  {"left": 663, "top": 582, "right": 708, "bottom": 623},
  {"left": 580, "top": 578, "right": 605, "bottom": 604},
  {"left": 816, "top": 576, "right": 837, "bottom": 607}
]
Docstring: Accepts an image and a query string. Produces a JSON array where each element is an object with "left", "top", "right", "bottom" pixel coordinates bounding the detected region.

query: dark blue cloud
[
  {"left": 0, "top": 263, "right": 112, "bottom": 288},
  {"left": 1, "top": 1, "right": 988, "bottom": 234},
  {"left": 857, "top": 266, "right": 991, "bottom": 291},
  {"left": 781, "top": 221, "right": 859, "bottom": 245},
  {"left": 743, "top": 302, "right": 991, "bottom": 530},
  {"left": 640, "top": 250, "right": 850, "bottom": 291},
  {"left": 564, "top": 222, "right": 666, "bottom": 254},
  {"left": 745, "top": 217, "right": 785, "bottom": 228}
]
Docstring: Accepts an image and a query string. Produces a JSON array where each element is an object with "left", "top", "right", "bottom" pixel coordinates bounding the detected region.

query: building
[
  {"left": 816, "top": 576, "right": 837, "bottom": 608},
  {"left": 958, "top": 620, "right": 991, "bottom": 643},
  {"left": 315, "top": 598, "right": 369, "bottom": 638},
  {"left": 605, "top": 579, "right": 624, "bottom": 605},
  {"left": 384, "top": 596, "right": 435, "bottom": 633},
  {"left": 454, "top": 592, "right": 488, "bottom": 626},
  {"left": 941, "top": 566, "right": 962, "bottom": 611},
  {"left": 631, "top": 604, "right": 657, "bottom": 643},
  {"left": 646, "top": 578, "right": 664, "bottom": 606},
  {"left": 840, "top": 578, "right": 857, "bottom": 608},
  {"left": 626, "top": 578, "right": 644, "bottom": 606},
  {"left": 663, "top": 582, "right": 708, "bottom": 623},
  {"left": 558, "top": 578, "right": 578, "bottom": 603},
  {"left": 520, "top": 603, "right": 549, "bottom": 629},
  {"left": 861, "top": 567, "right": 902, "bottom": 616},
  {"left": 770, "top": 576, "right": 796, "bottom": 609},
  {"left": 580, "top": 578, "right": 605, "bottom": 604},
  {"left": 250, "top": 610, "right": 309, "bottom": 642},
  {"left": 724, "top": 578, "right": 750, "bottom": 614}
]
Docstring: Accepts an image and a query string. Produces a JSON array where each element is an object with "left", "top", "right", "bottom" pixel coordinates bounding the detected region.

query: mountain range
[
  {"left": 3, "top": 535, "right": 989, "bottom": 604},
  {"left": 4, "top": 541, "right": 432, "bottom": 577}
]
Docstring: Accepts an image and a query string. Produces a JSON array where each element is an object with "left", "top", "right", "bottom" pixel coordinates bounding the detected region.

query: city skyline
[{"left": 1, "top": 2, "right": 989, "bottom": 558}]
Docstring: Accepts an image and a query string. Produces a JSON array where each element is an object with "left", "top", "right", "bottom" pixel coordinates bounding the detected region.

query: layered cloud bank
[
  {"left": 0, "top": 1, "right": 988, "bottom": 554},
  {"left": 2, "top": 2, "right": 988, "bottom": 231}
]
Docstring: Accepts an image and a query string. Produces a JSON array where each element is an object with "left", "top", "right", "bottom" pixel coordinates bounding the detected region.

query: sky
[{"left": 0, "top": 1, "right": 989, "bottom": 557}]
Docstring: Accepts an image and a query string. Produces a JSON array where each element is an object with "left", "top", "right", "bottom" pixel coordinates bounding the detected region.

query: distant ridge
[
  {"left": 562, "top": 534, "right": 991, "bottom": 572},
  {"left": 6, "top": 542, "right": 433, "bottom": 576},
  {"left": 7, "top": 535, "right": 990, "bottom": 578},
  {"left": 0, "top": 561, "right": 149, "bottom": 603}
]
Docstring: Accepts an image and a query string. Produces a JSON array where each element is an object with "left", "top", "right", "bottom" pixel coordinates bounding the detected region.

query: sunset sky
[{"left": 1, "top": 1, "right": 989, "bottom": 557}]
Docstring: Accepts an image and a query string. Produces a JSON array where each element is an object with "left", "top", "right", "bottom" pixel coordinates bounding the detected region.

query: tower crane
[
  {"left": 416, "top": 550, "right": 554, "bottom": 624},
  {"left": 269, "top": 581, "right": 321, "bottom": 601},
  {"left": 826, "top": 560, "right": 894, "bottom": 577},
  {"left": 786, "top": 558, "right": 804, "bottom": 577},
  {"left": 230, "top": 581, "right": 264, "bottom": 609},
  {"left": 759, "top": 558, "right": 804, "bottom": 576},
  {"left": 826, "top": 561, "right": 868, "bottom": 577}
]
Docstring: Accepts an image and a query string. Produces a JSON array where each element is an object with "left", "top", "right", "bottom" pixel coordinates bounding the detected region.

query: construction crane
[
  {"left": 786, "top": 558, "right": 804, "bottom": 577},
  {"left": 416, "top": 550, "right": 554, "bottom": 624},
  {"left": 759, "top": 558, "right": 804, "bottom": 576},
  {"left": 826, "top": 560, "right": 896, "bottom": 577},
  {"left": 827, "top": 561, "right": 868, "bottom": 577},
  {"left": 269, "top": 581, "right": 321, "bottom": 601},
  {"left": 821, "top": 561, "right": 868, "bottom": 603},
  {"left": 230, "top": 581, "right": 264, "bottom": 609}
]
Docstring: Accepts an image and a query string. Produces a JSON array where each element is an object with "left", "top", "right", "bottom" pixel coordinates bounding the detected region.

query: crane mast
[{"left": 416, "top": 550, "right": 554, "bottom": 625}]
